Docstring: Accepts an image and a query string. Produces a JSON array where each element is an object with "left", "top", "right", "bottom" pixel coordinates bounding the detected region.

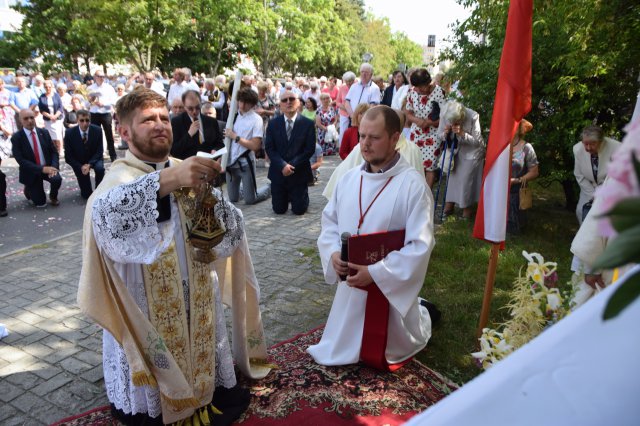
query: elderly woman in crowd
[
  {"left": 336, "top": 71, "right": 356, "bottom": 147},
  {"left": 573, "top": 125, "right": 621, "bottom": 224},
  {"left": 115, "top": 84, "right": 127, "bottom": 102},
  {"left": 404, "top": 68, "right": 447, "bottom": 187},
  {"left": 63, "top": 94, "right": 86, "bottom": 129},
  {"left": 256, "top": 81, "right": 276, "bottom": 129},
  {"left": 508, "top": 119, "right": 539, "bottom": 234},
  {"left": 57, "top": 82, "right": 72, "bottom": 112},
  {"left": 316, "top": 92, "right": 338, "bottom": 155},
  {"left": 437, "top": 101, "right": 485, "bottom": 219},
  {"left": 382, "top": 70, "right": 409, "bottom": 110},
  {"left": 38, "top": 79, "right": 64, "bottom": 152}
]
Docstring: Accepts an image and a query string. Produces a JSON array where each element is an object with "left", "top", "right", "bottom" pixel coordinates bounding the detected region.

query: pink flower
[{"left": 594, "top": 117, "right": 640, "bottom": 237}]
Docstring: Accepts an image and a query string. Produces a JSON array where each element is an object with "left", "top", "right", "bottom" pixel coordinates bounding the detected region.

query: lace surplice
[{"left": 93, "top": 172, "right": 239, "bottom": 416}]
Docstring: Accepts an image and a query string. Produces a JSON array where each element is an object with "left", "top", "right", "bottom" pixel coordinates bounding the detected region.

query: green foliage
[
  {"left": 602, "top": 272, "right": 640, "bottom": 320},
  {"left": 0, "top": 32, "right": 31, "bottom": 68},
  {"left": 442, "top": 0, "right": 640, "bottom": 197},
  {"left": 390, "top": 32, "right": 423, "bottom": 72},
  {"left": 9, "top": 0, "right": 424, "bottom": 77}
]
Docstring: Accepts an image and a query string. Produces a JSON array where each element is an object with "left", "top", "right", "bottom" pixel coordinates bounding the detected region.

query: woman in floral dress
[
  {"left": 316, "top": 93, "right": 338, "bottom": 155},
  {"left": 404, "top": 68, "right": 447, "bottom": 187}
]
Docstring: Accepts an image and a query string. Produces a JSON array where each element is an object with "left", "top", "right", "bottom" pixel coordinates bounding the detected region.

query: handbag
[{"left": 519, "top": 179, "right": 533, "bottom": 210}]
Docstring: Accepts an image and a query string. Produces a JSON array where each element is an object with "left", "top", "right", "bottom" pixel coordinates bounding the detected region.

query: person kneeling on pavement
[{"left": 224, "top": 88, "right": 271, "bottom": 205}]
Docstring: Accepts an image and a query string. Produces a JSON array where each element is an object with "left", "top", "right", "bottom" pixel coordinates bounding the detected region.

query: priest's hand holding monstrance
[{"left": 176, "top": 151, "right": 229, "bottom": 263}]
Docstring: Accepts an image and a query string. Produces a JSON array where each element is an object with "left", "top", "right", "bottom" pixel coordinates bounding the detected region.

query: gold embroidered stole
[{"left": 142, "top": 197, "right": 216, "bottom": 420}]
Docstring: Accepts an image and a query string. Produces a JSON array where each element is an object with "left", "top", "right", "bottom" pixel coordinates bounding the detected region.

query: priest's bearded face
[
  {"left": 359, "top": 114, "right": 399, "bottom": 170},
  {"left": 122, "top": 106, "right": 173, "bottom": 162}
]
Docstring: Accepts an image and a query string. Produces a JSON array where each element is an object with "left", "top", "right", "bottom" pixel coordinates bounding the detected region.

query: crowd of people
[{"left": 0, "top": 64, "right": 622, "bottom": 240}]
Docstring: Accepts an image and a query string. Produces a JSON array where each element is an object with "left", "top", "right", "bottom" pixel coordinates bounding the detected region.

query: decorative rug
[
  {"left": 49, "top": 406, "right": 115, "bottom": 426},
  {"left": 49, "top": 327, "right": 457, "bottom": 426},
  {"left": 235, "top": 326, "right": 458, "bottom": 425}
]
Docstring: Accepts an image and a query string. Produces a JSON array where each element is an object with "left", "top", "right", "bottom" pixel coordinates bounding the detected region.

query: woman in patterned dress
[
  {"left": 404, "top": 68, "right": 447, "bottom": 187},
  {"left": 316, "top": 93, "right": 338, "bottom": 155}
]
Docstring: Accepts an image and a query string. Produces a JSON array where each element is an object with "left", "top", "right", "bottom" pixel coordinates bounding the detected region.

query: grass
[{"left": 417, "top": 180, "right": 578, "bottom": 384}]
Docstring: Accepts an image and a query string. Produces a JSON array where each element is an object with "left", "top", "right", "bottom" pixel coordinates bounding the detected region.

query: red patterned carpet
[
  {"left": 235, "top": 326, "right": 457, "bottom": 425},
  {"left": 50, "top": 327, "right": 456, "bottom": 426}
]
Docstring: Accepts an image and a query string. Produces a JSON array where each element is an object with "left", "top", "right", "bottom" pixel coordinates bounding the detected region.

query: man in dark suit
[
  {"left": 170, "top": 90, "right": 224, "bottom": 159},
  {"left": 11, "top": 109, "right": 62, "bottom": 208},
  {"left": 265, "top": 90, "right": 316, "bottom": 215},
  {"left": 64, "top": 109, "right": 105, "bottom": 199}
]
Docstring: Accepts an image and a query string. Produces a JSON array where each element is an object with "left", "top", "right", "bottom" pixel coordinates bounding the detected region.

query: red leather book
[
  {"left": 348, "top": 229, "right": 407, "bottom": 371},
  {"left": 348, "top": 229, "right": 406, "bottom": 279}
]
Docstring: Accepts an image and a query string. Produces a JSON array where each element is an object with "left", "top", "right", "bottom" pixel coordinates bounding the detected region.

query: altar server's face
[{"left": 359, "top": 114, "right": 399, "bottom": 169}]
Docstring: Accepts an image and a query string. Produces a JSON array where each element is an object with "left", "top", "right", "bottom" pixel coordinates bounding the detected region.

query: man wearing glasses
[
  {"left": 63, "top": 110, "right": 105, "bottom": 199},
  {"left": 265, "top": 91, "right": 316, "bottom": 215},
  {"left": 170, "top": 90, "right": 224, "bottom": 160}
]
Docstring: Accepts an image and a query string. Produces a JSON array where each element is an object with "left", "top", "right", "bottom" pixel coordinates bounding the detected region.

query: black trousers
[
  {"left": 90, "top": 112, "right": 116, "bottom": 161},
  {"left": 71, "top": 161, "right": 105, "bottom": 199},
  {"left": 271, "top": 178, "right": 309, "bottom": 215},
  {"left": 25, "top": 172, "right": 62, "bottom": 206},
  {"left": 0, "top": 168, "right": 6, "bottom": 211}
]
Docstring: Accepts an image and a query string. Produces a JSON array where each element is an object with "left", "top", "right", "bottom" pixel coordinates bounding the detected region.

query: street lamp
[{"left": 362, "top": 52, "right": 373, "bottom": 63}]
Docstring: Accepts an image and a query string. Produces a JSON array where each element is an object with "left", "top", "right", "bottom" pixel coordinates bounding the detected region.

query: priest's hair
[{"left": 116, "top": 87, "right": 167, "bottom": 125}]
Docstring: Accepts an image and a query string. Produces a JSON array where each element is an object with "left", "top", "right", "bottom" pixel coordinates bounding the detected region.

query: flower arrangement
[{"left": 472, "top": 251, "right": 571, "bottom": 369}]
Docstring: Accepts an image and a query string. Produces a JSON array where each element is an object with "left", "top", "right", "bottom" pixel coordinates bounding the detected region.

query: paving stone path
[{"left": 0, "top": 156, "right": 340, "bottom": 425}]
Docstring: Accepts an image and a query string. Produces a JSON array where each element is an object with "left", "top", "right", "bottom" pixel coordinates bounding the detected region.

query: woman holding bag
[{"left": 508, "top": 119, "right": 539, "bottom": 234}]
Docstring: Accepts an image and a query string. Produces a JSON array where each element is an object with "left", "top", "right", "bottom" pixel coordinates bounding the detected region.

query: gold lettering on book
[{"left": 365, "top": 245, "right": 391, "bottom": 263}]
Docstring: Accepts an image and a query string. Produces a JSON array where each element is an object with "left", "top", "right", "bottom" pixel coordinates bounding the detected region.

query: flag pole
[
  {"left": 476, "top": 141, "right": 514, "bottom": 340},
  {"left": 477, "top": 243, "right": 500, "bottom": 338}
]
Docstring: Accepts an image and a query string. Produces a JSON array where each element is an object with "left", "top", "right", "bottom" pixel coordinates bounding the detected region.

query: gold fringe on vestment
[
  {"left": 132, "top": 371, "right": 158, "bottom": 387},
  {"left": 173, "top": 404, "right": 223, "bottom": 425},
  {"left": 249, "top": 357, "right": 279, "bottom": 369}
]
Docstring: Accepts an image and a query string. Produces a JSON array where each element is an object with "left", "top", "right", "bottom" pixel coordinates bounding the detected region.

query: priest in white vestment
[
  {"left": 308, "top": 105, "right": 435, "bottom": 368},
  {"left": 77, "top": 88, "right": 270, "bottom": 425}
]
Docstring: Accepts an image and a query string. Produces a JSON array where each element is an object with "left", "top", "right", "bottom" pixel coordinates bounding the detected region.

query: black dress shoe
[
  {"left": 0, "top": 210, "right": 7, "bottom": 217},
  {"left": 49, "top": 197, "right": 60, "bottom": 206},
  {"left": 419, "top": 298, "right": 442, "bottom": 325}
]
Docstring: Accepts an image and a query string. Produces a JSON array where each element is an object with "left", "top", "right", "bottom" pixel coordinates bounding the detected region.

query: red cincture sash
[{"left": 349, "top": 229, "right": 411, "bottom": 371}]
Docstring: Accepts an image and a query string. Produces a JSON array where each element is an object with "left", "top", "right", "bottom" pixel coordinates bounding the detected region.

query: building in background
[
  {"left": 0, "top": 0, "right": 23, "bottom": 37},
  {"left": 422, "top": 34, "right": 437, "bottom": 66}
]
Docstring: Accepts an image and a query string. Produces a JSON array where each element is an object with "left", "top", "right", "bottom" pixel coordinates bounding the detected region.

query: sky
[{"left": 363, "top": 0, "right": 472, "bottom": 46}]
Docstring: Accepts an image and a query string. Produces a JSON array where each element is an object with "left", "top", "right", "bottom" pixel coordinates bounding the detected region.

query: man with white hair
[
  {"left": 344, "top": 63, "right": 381, "bottom": 124},
  {"left": 183, "top": 67, "right": 200, "bottom": 91}
]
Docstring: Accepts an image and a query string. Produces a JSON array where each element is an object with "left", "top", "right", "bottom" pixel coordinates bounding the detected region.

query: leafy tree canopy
[{"left": 442, "top": 0, "right": 640, "bottom": 206}]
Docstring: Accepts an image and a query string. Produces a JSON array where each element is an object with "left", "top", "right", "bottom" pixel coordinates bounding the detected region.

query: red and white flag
[{"left": 473, "top": 0, "right": 533, "bottom": 246}]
